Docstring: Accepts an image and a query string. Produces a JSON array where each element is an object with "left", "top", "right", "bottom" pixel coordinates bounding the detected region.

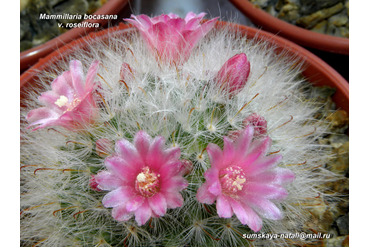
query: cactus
[{"left": 20, "top": 13, "right": 347, "bottom": 247}]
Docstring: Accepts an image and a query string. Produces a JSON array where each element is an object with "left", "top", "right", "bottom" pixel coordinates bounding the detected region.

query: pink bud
[
  {"left": 95, "top": 138, "right": 114, "bottom": 157},
  {"left": 227, "top": 130, "right": 243, "bottom": 141},
  {"left": 215, "top": 53, "right": 250, "bottom": 97},
  {"left": 227, "top": 113, "right": 267, "bottom": 141},
  {"left": 89, "top": 175, "right": 101, "bottom": 191},
  {"left": 243, "top": 113, "right": 267, "bottom": 137},
  {"left": 179, "top": 159, "right": 193, "bottom": 176}
]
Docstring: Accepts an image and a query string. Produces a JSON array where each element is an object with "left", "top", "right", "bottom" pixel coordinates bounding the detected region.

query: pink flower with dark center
[
  {"left": 95, "top": 130, "right": 188, "bottom": 226},
  {"left": 26, "top": 60, "right": 100, "bottom": 131},
  {"left": 196, "top": 125, "right": 294, "bottom": 232},
  {"left": 124, "top": 12, "right": 218, "bottom": 64},
  {"left": 215, "top": 53, "right": 250, "bottom": 97}
]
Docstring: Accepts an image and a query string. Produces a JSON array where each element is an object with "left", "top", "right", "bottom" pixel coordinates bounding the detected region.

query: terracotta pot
[
  {"left": 228, "top": 0, "right": 349, "bottom": 55},
  {"left": 20, "top": 21, "right": 349, "bottom": 114},
  {"left": 20, "top": 0, "right": 130, "bottom": 72}
]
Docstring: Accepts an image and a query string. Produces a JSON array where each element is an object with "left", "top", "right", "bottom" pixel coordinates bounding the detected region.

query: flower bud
[
  {"left": 243, "top": 113, "right": 267, "bottom": 137},
  {"left": 215, "top": 53, "right": 250, "bottom": 97},
  {"left": 179, "top": 159, "right": 193, "bottom": 176},
  {"left": 227, "top": 113, "right": 267, "bottom": 141},
  {"left": 227, "top": 130, "right": 243, "bottom": 141},
  {"left": 89, "top": 175, "right": 102, "bottom": 191}
]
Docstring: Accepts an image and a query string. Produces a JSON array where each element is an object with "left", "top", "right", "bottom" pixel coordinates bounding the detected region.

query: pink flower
[
  {"left": 26, "top": 60, "right": 100, "bottom": 131},
  {"left": 196, "top": 125, "right": 294, "bottom": 232},
  {"left": 95, "top": 131, "right": 188, "bottom": 226},
  {"left": 124, "top": 12, "right": 218, "bottom": 64},
  {"left": 215, "top": 53, "right": 250, "bottom": 97}
]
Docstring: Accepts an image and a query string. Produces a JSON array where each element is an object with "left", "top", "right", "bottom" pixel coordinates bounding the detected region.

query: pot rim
[
  {"left": 20, "top": 21, "right": 349, "bottom": 114},
  {"left": 228, "top": 0, "right": 349, "bottom": 55},
  {"left": 20, "top": 0, "right": 130, "bottom": 71}
]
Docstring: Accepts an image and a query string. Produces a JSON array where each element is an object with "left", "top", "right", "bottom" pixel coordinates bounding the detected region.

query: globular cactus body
[{"left": 20, "top": 13, "right": 345, "bottom": 247}]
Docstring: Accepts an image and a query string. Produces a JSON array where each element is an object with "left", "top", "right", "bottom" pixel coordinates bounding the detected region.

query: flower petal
[
  {"left": 228, "top": 198, "right": 249, "bottom": 225},
  {"left": 50, "top": 71, "right": 74, "bottom": 99},
  {"left": 204, "top": 167, "right": 219, "bottom": 183},
  {"left": 244, "top": 183, "right": 288, "bottom": 200},
  {"left": 244, "top": 154, "right": 283, "bottom": 176},
  {"left": 216, "top": 195, "right": 233, "bottom": 218},
  {"left": 206, "top": 143, "right": 224, "bottom": 168},
  {"left": 102, "top": 186, "right": 135, "bottom": 208},
  {"left": 234, "top": 125, "right": 254, "bottom": 159},
  {"left": 38, "top": 91, "right": 63, "bottom": 110},
  {"left": 95, "top": 171, "right": 123, "bottom": 190},
  {"left": 163, "top": 146, "right": 181, "bottom": 163},
  {"left": 69, "top": 60, "right": 85, "bottom": 97},
  {"left": 146, "top": 135, "right": 166, "bottom": 170},
  {"left": 247, "top": 136, "right": 272, "bottom": 157},
  {"left": 149, "top": 192, "right": 167, "bottom": 216},
  {"left": 184, "top": 12, "right": 202, "bottom": 22},
  {"left": 133, "top": 130, "right": 152, "bottom": 161},
  {"left": 196, "top": 183, "right": 216, "bottom": 204},
  {"left": 161, "top": 175, "right": 188, "bottom": 192},
  {"left": 112, "top": 203, "right": 134, "bottom": 221},
  {"left": 248, "top": 168, "right": 295, "bottom": 185},
  {"left": 133, "top": 14, "right": 153, "bottom": 29},
  {"left": 26, "top": 107, "right": 58, "bottom": 124},
  {"left": 223, "top": 136, "right": 236, "bottom": 166},
  {"left": 159, "top": 160, "right": 182, "bottom": 180},
  {"left": 208, "top": 180, "right": 222, "bottom": 196},
  {"left": 166, "top": 18, "right": 185, "bottom": 30},
  {"left": 164, "top": 191, "right": 184, "bottom": 209},
  {"left": 148, "top": 22, "right": 173, "bottom": 48},
  {"left": 229, "top": 198, "right": 263, "bottom": 232},
  {"left": 85, "top": 60, "right": 99, "bottom": 89},
  {"left": 247, "top": 196, "right": 283, "bottom": 220},
  {"left": 124, "top": 18, "right": 146, "bottom": 31},
  {"left": 115, "top": 139, "right": 143, "bottom": 166},
  {"left": 126, "top": 195, "right": 145, "bottom": 212},
  {"left": 134, "top": 200, "right": 152, "bottom": 226},
  {"left": 184, "top": 14, "right": 205, "bottom": 29},
  {"left": 237, "top": 149, "right": 262, "bottom": 171},
  {"left": 105, "top": 156, "right": 138, "bottom": 184},
  {"left": 199, "top": 17, "right": 218, "bottom": 34},
  {"left": 26, "top": 107, "right": 60, "bottom": 130}
]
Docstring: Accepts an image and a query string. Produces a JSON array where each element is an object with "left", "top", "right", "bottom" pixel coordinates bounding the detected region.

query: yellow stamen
[{"left": 54, "top": 95, "right": 68, "bottom": 107}]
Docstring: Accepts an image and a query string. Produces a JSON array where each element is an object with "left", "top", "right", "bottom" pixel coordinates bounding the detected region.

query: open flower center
[
  {"left": 135, "top": 166, "right": 160, "bottom": 197},
  {"left": 219, "top": 166, "right": 246, "bottom": 193},
  {"left": 55, "top": 95, "right": 81, "bottom": 111}
]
